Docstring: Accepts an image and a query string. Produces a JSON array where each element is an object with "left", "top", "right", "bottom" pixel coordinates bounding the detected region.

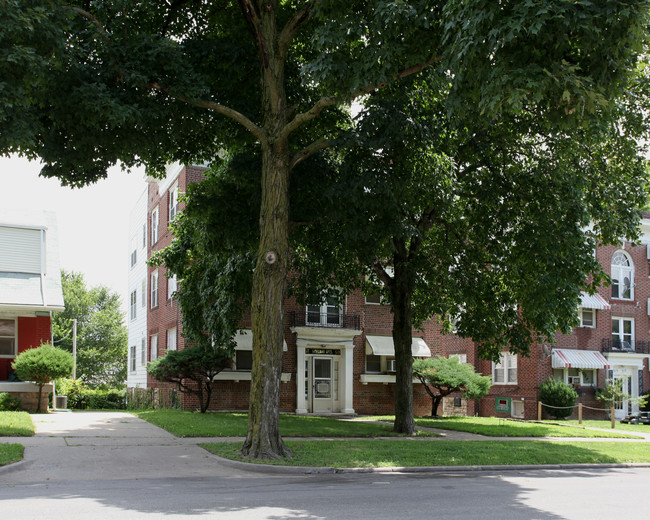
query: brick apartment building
[{"left": 127, "top": 164, "right": 650, "bottom": 420}]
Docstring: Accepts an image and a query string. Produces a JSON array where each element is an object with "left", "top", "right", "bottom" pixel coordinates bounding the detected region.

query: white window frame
[
  {"left": 579, "top": 308, "right": 595, "bottom": 328},
  {"left": 492, "top": 352, "right": 517, "bottom": 385},
  {"left": 612, "top": 316, "right": 634, "bottom": 350},
  {"left": 553, "top": 367, "right": 597, "bottom": 387},
  {"left": 151, "top": 206, "right": 159, "bottom": 245},
  {"left": 611, "top": 250, "right": 634, "bottom": 300},
  {"left": 141, "top": 337, "right": 146, "bottom": 366},
  {"left": 141, "top": 279, "right": 146, "bottom": 307},
  {"left": 451, "top": 353, "right": 467, "bottom": 364},
  {"left": 130, "top": 345, "right": 136, "bottom": 372},
  {"left": 167, "top": 327, "right": 177, "bottom": 351},
  {"left": 306, "top": 295, "right": 342, "bottom": 327},
  {"left": 151, "top": 271, "right": 159, "bottom": 308},
  {"left": 167, "top": 274, "right": 177, "bottom": 300},
  {"left": 130, "top": 290, "right": 137, "bottom": 321},
  {"left": 169, "top": 182, "right": 179, "bottom": 221},
  {"left": 130, "top": 236, "right": 137, "bottom": 268},
  {"left": 0, "top": 318, "right": 17, "bottom": 358},
  {"left": 142, "top": 223, "right": 146, "bottom": 249},
  {"left": 150, "top": 334, "right": 158, "bottom": 361}
]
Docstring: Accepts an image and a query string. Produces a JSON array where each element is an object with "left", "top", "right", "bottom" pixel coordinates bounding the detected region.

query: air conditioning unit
[
  {"left": 568, "top": 376, "right": 581, "bottom": 386},
  {"left": 387, "top": 359, "right": 397, "bottom": 372}
]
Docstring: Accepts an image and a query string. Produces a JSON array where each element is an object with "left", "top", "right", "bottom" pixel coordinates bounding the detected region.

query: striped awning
[
  {"left": 235, "top": 330, "right": 287, "bottom": 351},
  {"left": 579, "top": 291, "right": 610, "bottom": 310},
  {"left": 366, "top": 335, "right": 431, "bottom": 357},
  {"left": 551, "top": 348, "right": 610, "bottom": 369}
]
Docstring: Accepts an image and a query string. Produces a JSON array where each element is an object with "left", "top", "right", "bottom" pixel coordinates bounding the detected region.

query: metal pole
[{"left": 72, "top": 318, "right": 77, "bottom": 380}]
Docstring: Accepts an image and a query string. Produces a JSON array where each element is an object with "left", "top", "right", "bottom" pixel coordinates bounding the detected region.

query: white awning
[
  {"left": 235, "top": 330, "right": 288, "bottom": 351},
  {"left": 366, "top": 335, "right": 431, "bottom": 357},
  {"left": 551, "top": 348, "right": 610, "bottom": 369},
  {"left": 579, "top": 291, "right": 610, "bottom": 310}
]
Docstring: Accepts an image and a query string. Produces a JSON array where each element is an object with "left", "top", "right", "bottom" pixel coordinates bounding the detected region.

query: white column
[
  {"left": 341, "top": 346, "right": 355, "bottom": 414},
  {"left": 295, "top": 345, "right": 307, "bottom": 414}
]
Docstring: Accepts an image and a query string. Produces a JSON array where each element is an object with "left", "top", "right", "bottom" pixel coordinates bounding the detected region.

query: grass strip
[
  {"left": 362, "top": 415, "right": 639, "bottom": 439},
  {"left": 0, "top": 444, "right": 24, "bottom": 466},
  {"left": 131, "top": 410, "right": 438, "bottom": 438},
  {"left": 201, "top": 439, "right": 650, "bottom": 468},
  {"left": 0, "top": 412, "right": 35, "bottom": 437},
  {"left": 543, "top": 419, "right": 650, "bottom": 433}
]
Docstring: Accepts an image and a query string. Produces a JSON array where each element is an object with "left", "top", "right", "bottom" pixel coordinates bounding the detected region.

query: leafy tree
[
  {"left": 11, "top": 343, "right": 73, "bottom": 412},
  {"left": 1, "top": 0, "right": 648, "bottom": 457},
  {"left": 52, "top": 271, "right": 128, "bottom": 388},
  {"left": 538, "top": 378, "right": 578, "bottom": 420},
  {"left": 147, "top": 344, "right": 233, "bottom": 413},
  {"left": 413, "top": 356, "right": 491, "bottom": 417}
]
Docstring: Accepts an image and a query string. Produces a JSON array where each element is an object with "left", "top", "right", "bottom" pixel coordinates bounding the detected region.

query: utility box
[{"left": 55, "top": 395, "right": 68, "bottom": 409}]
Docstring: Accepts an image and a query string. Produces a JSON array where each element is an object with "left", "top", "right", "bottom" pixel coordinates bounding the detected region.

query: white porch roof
[{"left": 366, "top": 335, "right": 431, "bottom": 357}]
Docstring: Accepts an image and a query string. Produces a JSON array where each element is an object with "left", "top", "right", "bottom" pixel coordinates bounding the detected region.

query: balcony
[
  {"left": 601, "top": 338, "right": 650, "bottom": 355},
  {"left": 288, "top": 311, "right": 361, "bottom": 330}
]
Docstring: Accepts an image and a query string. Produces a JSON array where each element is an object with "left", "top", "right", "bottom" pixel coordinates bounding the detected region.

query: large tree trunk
[
  {"left": 241, "top": 8, "right": 292, "bottom": 458},
  {"left": 391, "top": 250, "right": 416, "bottom": 434}
]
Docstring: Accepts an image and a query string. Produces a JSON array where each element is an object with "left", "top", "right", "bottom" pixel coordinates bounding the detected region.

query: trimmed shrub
[
  {"left": 56, "top": 378, "right": 126, "bottom": 409},
  {"left": 538, "top": 378, "right": 578, "bottom": 419},
  {"left": 0, "top": 392, "right": 21, "bottom": 411}
]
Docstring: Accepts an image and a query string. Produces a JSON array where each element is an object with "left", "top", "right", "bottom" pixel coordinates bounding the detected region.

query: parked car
[{"left": 620, "top": 412, "right": 650, "bottom": 425}]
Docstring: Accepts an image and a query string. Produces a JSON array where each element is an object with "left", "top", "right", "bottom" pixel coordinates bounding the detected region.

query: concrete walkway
[{"left": 2, "top": 411, "right": 650, "bottom": 484}]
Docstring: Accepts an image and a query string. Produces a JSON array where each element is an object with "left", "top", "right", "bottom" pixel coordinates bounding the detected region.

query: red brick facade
[
  {"left": 142, "top": 166, "right": 650, "bottom": 419},
  {"left": 0, "top": 315, "right": 51, "bottom": 380}
]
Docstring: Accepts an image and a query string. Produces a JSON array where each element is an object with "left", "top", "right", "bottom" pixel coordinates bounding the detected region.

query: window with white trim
[
  {"left": 611, "top": 250, "right": 633, "bottom": 300},
  {"left": 167, "top": 327, "right": 177, "bottom": 351},
  {"left": 306, "top": 295, "right": 342, "bottom": 327},
  {"left": 169, "top": 182, "right": 179, "bottom": 221},
  {"left": 579, "top": 308, "right": 595, "bottom": 328},
  {"left": 167, "top": 274, "right": 177, "bottom": 299},
  {"left": 130, "top": 236, "right": 137, "bottom": 268},
  {"left": 553, "top": 367, "right": 596, "bottom": 387},
  {"left": 150, "top": 335, "right": 158, "bottom": 361},
  {"left": 612, "top": 317, "right": 634, "bottom": 350},
  {"left": 493, "top": 352, "right": 517, "bottom": 384},
  {"left": 142, "top": 223, "right": 146, "bottom": 248},
  {"left": 141, "top": 337, "right": 146, "bottom": 365},
  {"left": 141, "top": 279, "right": 146, "bottom": 307},
  {"left": 235, "top": 350, "right": 252, "bottom": 370},
  {"left": 151, "top": 206, "right": 159, "bottom": 245},
  {"left": 130, "top": 290, "right": 137, "bottom": 321},
  {"left": 130, "top": 345, "right": 136, "bottom": 372},
  {"left": 151, "top": 271, "right": 159, "bottom": 308},
  {"left": 451, "top": 353, "right": 467, "bottom": 363},
  {"left": 0, "top": 319, "right": 16, "bottom": 357}
]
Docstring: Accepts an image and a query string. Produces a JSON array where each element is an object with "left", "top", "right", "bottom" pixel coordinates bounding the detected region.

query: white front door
[
  {"left": 312, "top": 356, "right": 333, "bottom": 412},
  {"left": 613, "top": 374, "right": 631, "bottom": 419}
]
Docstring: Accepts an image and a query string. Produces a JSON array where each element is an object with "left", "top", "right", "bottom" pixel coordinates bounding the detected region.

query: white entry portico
[{"left": 292, "top": 326, "right": 359, "bottom": 414}]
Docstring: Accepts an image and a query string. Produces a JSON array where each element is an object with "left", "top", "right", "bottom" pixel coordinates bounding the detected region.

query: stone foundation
[{"left": 0, "top": 382, "right": 53, "bottom": 412}]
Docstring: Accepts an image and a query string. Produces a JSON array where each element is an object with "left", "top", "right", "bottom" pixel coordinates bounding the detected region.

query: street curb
[
  {"left": 0, "top": 459, "right": 29, "bottom": 476},
  {"left": 201, "top": 448, "right": 650, "bottom": 475}
]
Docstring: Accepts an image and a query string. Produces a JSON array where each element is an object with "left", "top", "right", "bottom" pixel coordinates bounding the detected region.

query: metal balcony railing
[
  {"left": 287, "top": 311, "right": 361, "bottom": 330},
  {"left": 601, "top": 338, "right": 650, "bottom": 355}
]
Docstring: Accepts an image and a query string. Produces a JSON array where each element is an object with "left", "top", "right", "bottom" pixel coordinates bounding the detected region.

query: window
[
  {"left": 130, "top": 236, "right": 137, "bottom": 268},
  {"left": 0, "top": 319, "right": 16, "bottom": 357},
  {"left": 579, "top": 308, "right": 595, "bottom": 327},
  {"left": 151, "top": 271, "right": 159, "bottom": 308},
  {"left": 151, "top": 206, "right": 159, "bottom": 245},
  {"left": 142, "top": 223, "right": 146, "bottom": 248},
  {"left": 167, "top": 327, "right": 177, "bottom": 351},
  {"left": 150, "top": 335, "right": 158, "bottom": 361},
  {"left": 366, "top": 354, "right": 381, "bottom": 373},
  {"left": 235, "top": 350, "right": 252, "bottom": 370},
  {"left": 141, "top": 279, "right": 146, "bottom": 307},
  {"left": 553, "top": 367, "right": 596, "bottom": 387},
  {"left": 130, "top": 290, "right": 137, "bottom": 321},
  {"left": 167, "top": 274, "right": 177, "bottom": 300},
  {"left": 611, "top": 251, "right": 633, "bottom": 300},
  {"left": 612, "top": 317, "right": 634, "bottom": 350},
  {"left": 365, "top": 290, "right": 381, "bottom": 305},
  {"left": 169, "top": 182, "right": 179, "bottom": 221},
  {"left": 130, "top": 345, "right": 136, "bottom": 372},
  {"left": 451, "top": 353, "right": 467, "bottom": 364},
  {"left": 493, "top": 352, "right": 517, "bottom": 384},
  {"left": 141, "top": 337, "right": 146, "bottom": 365},
  {"left": 306, "top": 295, "right": 342, "bottom": 327}
]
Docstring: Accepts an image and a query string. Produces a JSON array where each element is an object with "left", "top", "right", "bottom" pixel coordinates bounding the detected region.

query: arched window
[{"left": 611, "top": 251, "right": 633, "bottom": 300}]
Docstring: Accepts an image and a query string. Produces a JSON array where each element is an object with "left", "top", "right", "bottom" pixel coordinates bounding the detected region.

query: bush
[
  {"left": 639, "top": 391, "right": 650, "bottom": 412},
  {"left": 0, "top": 393, "right": 21, "bottom": 411},
  {"left": 12, "top": 343, "right": 73, "bottom": 412},
  {"left": 538, "top": 378, "right": 578, "bottom": 419},
  {"left": 56, "top": 378, "right": 125, "bottom": 409}
]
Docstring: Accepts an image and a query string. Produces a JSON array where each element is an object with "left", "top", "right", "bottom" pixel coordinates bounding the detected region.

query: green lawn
[
  {"left": 131, "top": 410, "right": 438, "bottom": 438},
  {"left": 0, "top": 444, "right": 24, "bottom": 466},
  {"left": 201, "top": 439, "right": 650, "bottom": 468},
  {"left": 0, "top": 412, "right": 35, "bottom": 437},
  {"left": 362, "top": 415, "right": 640, "bottom": 439},
  {"left": 544, "top": 419, "right": 650, "bottom": 433}
]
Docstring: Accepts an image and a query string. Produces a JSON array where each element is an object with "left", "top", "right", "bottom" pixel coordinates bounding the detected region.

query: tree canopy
[
  {"left": 52, "top": 271, "right": 128, "bottom": 388},
  {"left": 2, "top": 0, "right": 648, "bottom": 457}
]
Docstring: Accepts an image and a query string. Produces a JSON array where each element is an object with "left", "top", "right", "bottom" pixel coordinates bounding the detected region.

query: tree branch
[
  {"left": 373, "top": 261, "right": 393, "bottom": 288},
  {"left": 290, "top": 137, "right": 330, "bottom": 169},
  {"left": 67, "top": 6, "right": 108, "bottom": 38},
  {"left": 278, "top": 0, "right": 319, "bottom": 59}
]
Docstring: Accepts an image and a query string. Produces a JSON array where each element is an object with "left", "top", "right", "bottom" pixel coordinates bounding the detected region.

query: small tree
[
  {"left": 596, "top": 381, "right": 649, "bottom": 413},
  {"left": 11, "top": 343, "right": 73, "bottom": 412},
  {"left": 147, "top": 345, "right": 233, "bottom": 413},
  {"left": 413, "top": 356, "right": 492, "bottom": 417},
  {"left": 538, "top": 378, "right": 578, "bottom": 420}
]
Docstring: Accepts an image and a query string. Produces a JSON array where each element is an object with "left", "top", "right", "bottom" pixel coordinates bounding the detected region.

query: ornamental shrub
[
  {"left": 0, "top": 392, "right": 21, "bottom": 411},
  {"left": 55, "top": 379, "right": 126, "bottom": 409},
  {"left": 538, "top": 378, "right": 578, "bottom": 420},
  {"left": 12, "top": 343, "right": 74, "bottom": 412}
]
